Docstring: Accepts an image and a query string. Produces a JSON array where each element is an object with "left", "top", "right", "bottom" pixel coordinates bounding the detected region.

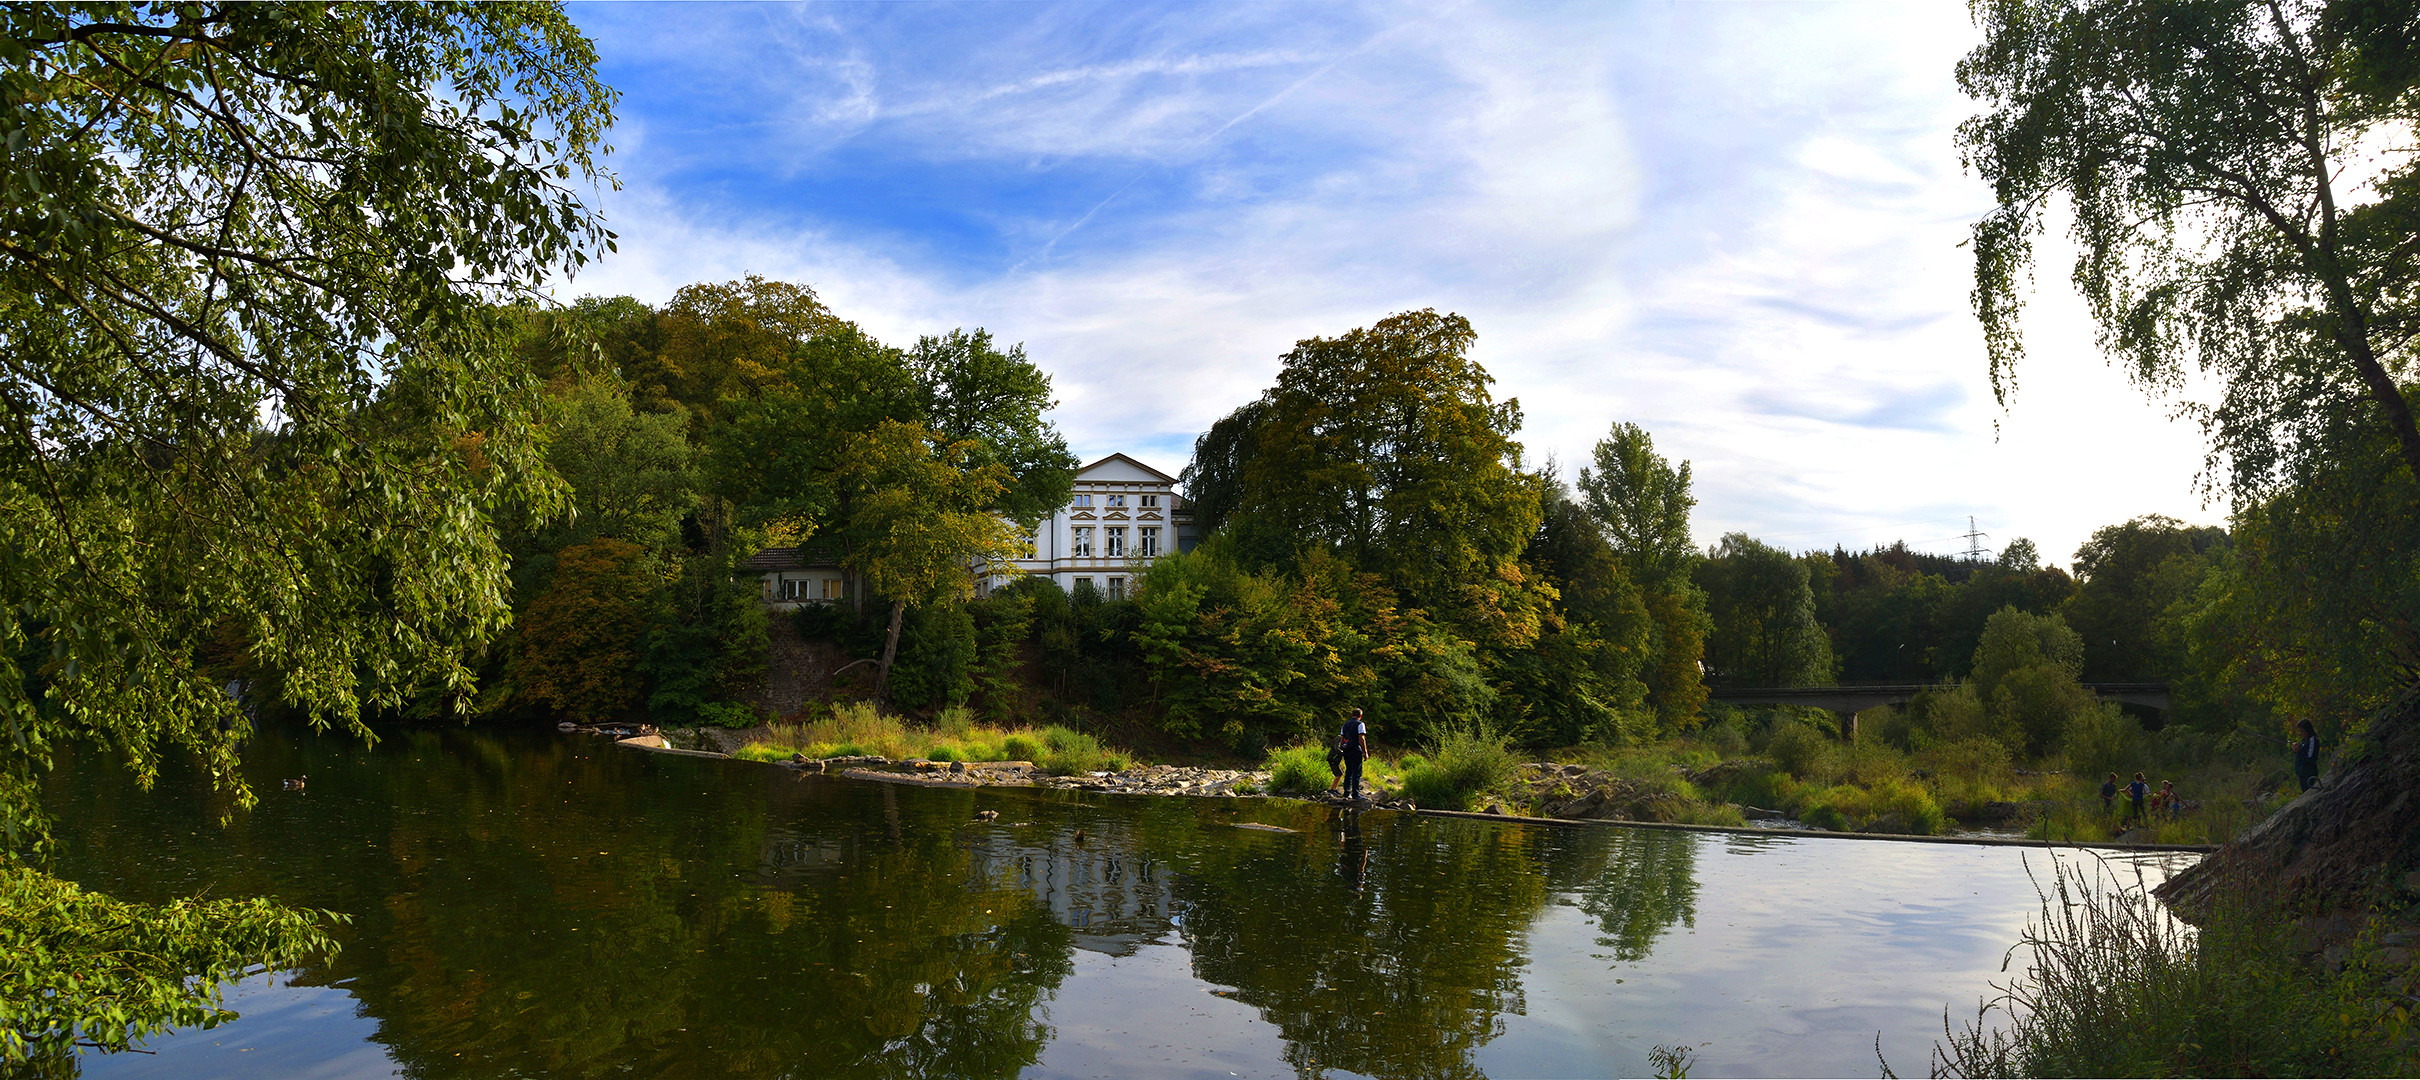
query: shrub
[
  {"left": 1038, "top": 726, "right": 1126, "bottom": 775},
  {"left": 1399, "top": 728, "right": 1516, "bottom": 811},
  {"left": 2060, "top": 701, "right": 2142, "bottom": 781},
  {"left": 1797, "top": 778, "right": 1945, "bottom": 835},
  {"left": 696, "top": 701, "right": 761, "bottom": 729},
  {"left": 1763, "top": 719, "right": 1832, "bottom": 778},
  {"left": 1265, "top": 744, "right": 1337, "bottom": 794},
  {"left": 1000, "top": 734, "right": 1043, "bottom": 764}
]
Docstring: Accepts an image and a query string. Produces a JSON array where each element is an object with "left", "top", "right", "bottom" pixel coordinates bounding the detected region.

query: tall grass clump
[
  {"left": 1797, "top": 778, "right": 1946, "bottom": 835},
  {"left": 1400, "top": 728, "right": 1516, "bottom": 811},
  {"left": 1927, "top": 859, "right": 2418, "bottom": 1078},
  {"left": 1037, "top": 726, "right": 1129, "bottom": 775},
  {"left": 1265, "top": 744, "right": 1337, "bottom": 794}
]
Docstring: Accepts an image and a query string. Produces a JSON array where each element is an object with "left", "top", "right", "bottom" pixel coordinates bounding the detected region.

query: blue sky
[{"left": 561, "top": 1, "right": 2222, "bottom": 567}]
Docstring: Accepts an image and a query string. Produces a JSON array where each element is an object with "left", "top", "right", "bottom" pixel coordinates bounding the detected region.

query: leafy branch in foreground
[{"left": 0, "top": 856, "right": 345, "bottom": 1061}]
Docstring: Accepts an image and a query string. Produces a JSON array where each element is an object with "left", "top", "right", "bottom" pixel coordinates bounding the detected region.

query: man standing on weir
[{"left": 1338, "top": 707, "right": 1369, "bottom": 801}]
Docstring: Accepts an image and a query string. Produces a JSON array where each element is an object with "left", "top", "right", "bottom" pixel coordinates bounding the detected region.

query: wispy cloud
[{"left": 564, "top": 0, "right": 2223, "bottom": 568}]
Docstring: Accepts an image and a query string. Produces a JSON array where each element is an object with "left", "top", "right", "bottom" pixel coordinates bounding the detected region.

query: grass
[
  {"left": 1922, "top": 858, "right": 2419, "bottom": 1077},
  {"left": 734, "top": 703, "right": 1131, "bottom": 775},
  {"left": 1399, "top": 728, "right": 1517, "bottom": 811}
]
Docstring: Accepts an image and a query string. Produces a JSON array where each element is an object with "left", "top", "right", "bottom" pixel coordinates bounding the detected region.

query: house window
[
  {"left": 1106, "top": 493, "right": 1126, "bottom": 509},
  {"left": 1073, "top": 576, "right": 1095, "bottom": 597},
  {"left": 779, "top": 578, "right": 801, "bottom": 601},
  {"left": 1139, "top": 527, "right": 1160, "bottom": 557},
  {"left": 1105, "top": 527, "right": 1125, "bottom": 557},
  {"left": 1140, "top": 494, "right": 1159, "bottom": 510},
  {"left": 1072, "top": 527, "right": 1093, "bottom": 557},
  {"left": 1071, "top": 494, "right": 1092, "bottom": 509},
  {"left": 822, "top": 578, "right": 842, "bottom": 600},
  {"left": 1107, "top": 576, "right": 1126, "bottom": 601}
]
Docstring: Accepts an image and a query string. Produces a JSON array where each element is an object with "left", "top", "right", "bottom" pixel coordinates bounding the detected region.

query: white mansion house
[
  {"left": 748, "top": 452, "right": 1197, "bottom": 608},
  {"left": 984, "top": 453, "right": 1197, "bottom": 599}
]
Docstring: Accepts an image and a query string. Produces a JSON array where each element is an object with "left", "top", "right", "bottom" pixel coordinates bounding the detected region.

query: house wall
[{"left": 983, "top": 454, "right": 1197, "bottom": 598}]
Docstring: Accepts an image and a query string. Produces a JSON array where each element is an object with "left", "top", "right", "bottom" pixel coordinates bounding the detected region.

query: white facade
[{"left": 985, "top": 453, "right": 1197, "bottom": 598}]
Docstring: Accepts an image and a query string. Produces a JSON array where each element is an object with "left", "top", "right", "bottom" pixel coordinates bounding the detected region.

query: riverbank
[{"left": 612, "top": 728, "right": 2210, "bottom": 851}]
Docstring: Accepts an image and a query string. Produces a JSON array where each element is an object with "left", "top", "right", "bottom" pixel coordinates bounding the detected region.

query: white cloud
[{"left": 568, "top": 0, "right": 2224, "bottom": 571}]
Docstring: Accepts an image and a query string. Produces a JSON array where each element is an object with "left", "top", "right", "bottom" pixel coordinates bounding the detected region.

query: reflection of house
[
  {"left": 967, "top": 837, "right": 1179, "bottom": 956},
  {"left": 742, "top": 544, "right": 856, "bottom": 610},
  {"left": 985, "top": 453, "right": 1197, "bottom": 598}
]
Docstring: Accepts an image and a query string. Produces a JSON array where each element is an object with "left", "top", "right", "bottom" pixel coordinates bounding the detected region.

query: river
[{"left": 38, "top": 726, "right": 2193, "bottom": 1078}]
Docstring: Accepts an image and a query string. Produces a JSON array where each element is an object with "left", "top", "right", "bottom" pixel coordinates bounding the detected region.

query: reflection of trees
[
  {"left": 1178, "top": 811, "right": 1553, "bottom": 1080},
  {"left": 43, "top": 728, "right": 1078, "bottom": 1080},
  {"left": 1565, "top": 828, "right": 1700, "bottom": 964}
]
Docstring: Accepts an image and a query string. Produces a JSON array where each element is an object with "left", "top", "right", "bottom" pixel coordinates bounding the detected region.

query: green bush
[
  {"left": 1399, "top": 728, "right": 1515, "bottom": 811},
  {"left": 696, "top": 701, "right": 761, "bottom": 729},
  {"left": 1763, "top": 719, "right": 1832, "bottom": 778},
  {"left": 1797, "top": 778, "right": 1946, "bottom": 835},
  {"left": 1037, "top": 726, "right": 1127, "bottom": 775},
  {"left": 1000, "top": 734, "right": 1043, "bottom": 763},
  {"left": 1265, "top": 744, "right": 1337, "bottom": 794}
]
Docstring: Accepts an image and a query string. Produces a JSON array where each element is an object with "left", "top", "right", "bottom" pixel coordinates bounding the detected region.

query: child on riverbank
[{"left": 2124, "top": 772, "right": 2150, "bottom": 826}]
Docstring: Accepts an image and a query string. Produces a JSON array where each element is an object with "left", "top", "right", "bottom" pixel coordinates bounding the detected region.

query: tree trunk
[{"left": 872, "top": 600, "right": 906, "bottom": 708}]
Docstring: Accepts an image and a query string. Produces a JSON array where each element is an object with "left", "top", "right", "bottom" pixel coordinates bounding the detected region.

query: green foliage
[
  {"left": 888, "top": 603, "right": 977, "bottom": 712},
  {"left": 1265, "top": 744, "right": 1339, "bottom": 795},
  {"left": 0, "top": 3, "right": 608, "bottom": 1051},
  {"left": 1795, "top": 779, "right": 1946, "bottom": 835},
  {"left": 1188, "top": 309, "right": 1544, "bottom": 626},
  {"left": 0, "top": 856, "right": 344, "bottom": 1061},
  {"left": 1036, "top": 726, "right": 1127, "bottom": 776},
  {"left": 908, "top": 329, "right": 1080, "bottom": 528},
  {"left": 1931, "top": 862, "right": 2419, "bottom": 1077},
  {"left": 1399, "top": 728, "right": 1517, "bottom": 811},
  {"left": 638, "top": 539, "right": 768, "bottom": 727},
  {"left": 695, "top": 701, "right": 761, "bottom": 729},
  {"left": 1760, "top": 720, "right": 1833, "bottom": 779},
  {"left": 1697, "top": 533, "right": 1834, "bottom": 687},
  {"left": 516, "top": 538, "right": 660, "bottom": 724},
  {"left": 1577, "top": 421, "right": 1697, "bottom": 585},
  {"left": 0, "top": 0, "right": 612, "bottom": 849},
  {"left": 1574, "top": 424, "right": 1710, "bottom": 726},
  {"left": 2061, "top": 515, "right": 2226, "bottom": 682},
  {"left": 1961, "top": 0, "right": 2420, "bottom": 491},
  {"left": 1970, "top": 607, "right": 2093, "bottom": 758}
]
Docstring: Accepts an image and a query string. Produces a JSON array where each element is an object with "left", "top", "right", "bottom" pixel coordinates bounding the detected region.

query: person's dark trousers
[{"left": 1343, "top": 752, "right": 1363, "bottom": 800}]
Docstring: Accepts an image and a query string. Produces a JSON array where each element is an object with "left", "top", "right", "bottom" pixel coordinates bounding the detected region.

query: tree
[
  {"left": 1970, "top": 606, "right": 2095, "bottom": 758},
  {"left": 1574, "top": 423, "right": 1710, "bottom": 726},
  {"left": 0, "top": 0, "right": 612, "bottom": 1056},
  {"left": 1577, "top": 422, "right": 1698, "bottom": 584},
  {"left": 908, "top": 328, "right": 1079, "bottom": 528},
  {"left": 516, "top": 539, "right": 657, "bottom": 724},
  {"left": 2061, "top": 514, "right": 2226, "bottom": 681},
  {"left": 1213, "top": 309, "right": 1543, "bottom": 620},
  {"left": 1697, "top": 534, "right": 1835, "bottom": 688},
  {"left": 829, "top": 422, "right": 1026, "bottom": 705},
  {"left": 1962, "top": 0, "right": 2420, "bottom": 493}
]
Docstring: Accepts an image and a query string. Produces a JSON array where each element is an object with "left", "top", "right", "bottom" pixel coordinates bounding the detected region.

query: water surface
[{"left": 42, "top": 727, "right": 2193, "bottom": 1078}]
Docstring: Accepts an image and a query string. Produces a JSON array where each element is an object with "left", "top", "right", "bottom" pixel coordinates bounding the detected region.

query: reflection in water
[
  {"left": 38, "top": 727, "right": 2190, "bottom": 1079},
  {"left": 1566, "top": 828, "right": 1700, "bottom": 964},
  {"left": 1178, "top": 809, "right": 1551, "bottom": 1080}
]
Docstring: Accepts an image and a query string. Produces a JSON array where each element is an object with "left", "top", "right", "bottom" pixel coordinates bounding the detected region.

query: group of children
[{"left": 2099, "top": 771, "right": 2182, "bottom": 827}]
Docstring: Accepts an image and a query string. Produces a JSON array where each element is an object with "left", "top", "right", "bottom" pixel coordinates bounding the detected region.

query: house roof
[
  {"left": 740, "top": 545, "right": 843, "bottom": 572},
  {"left": 1077, "top": 452, "right": 1179, "bottom": 484}
]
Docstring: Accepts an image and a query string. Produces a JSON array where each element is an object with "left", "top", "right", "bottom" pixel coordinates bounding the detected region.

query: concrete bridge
[{"left": 1708, "top": 682, "right": 2170, "bottom": 722}]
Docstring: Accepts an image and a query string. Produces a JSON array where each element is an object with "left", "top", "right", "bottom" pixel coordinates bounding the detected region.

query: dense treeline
[{"left": 482, "top": 282, "right": 2407, "bottom": 781}]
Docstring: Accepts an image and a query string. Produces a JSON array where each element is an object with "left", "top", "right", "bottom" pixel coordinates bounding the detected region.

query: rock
[
  {"left": 2158, "top": 687, "right": 2420, "bottom": 932},
  {"left": 950, "top": 760, "right": 968, "bottom": 773}
]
